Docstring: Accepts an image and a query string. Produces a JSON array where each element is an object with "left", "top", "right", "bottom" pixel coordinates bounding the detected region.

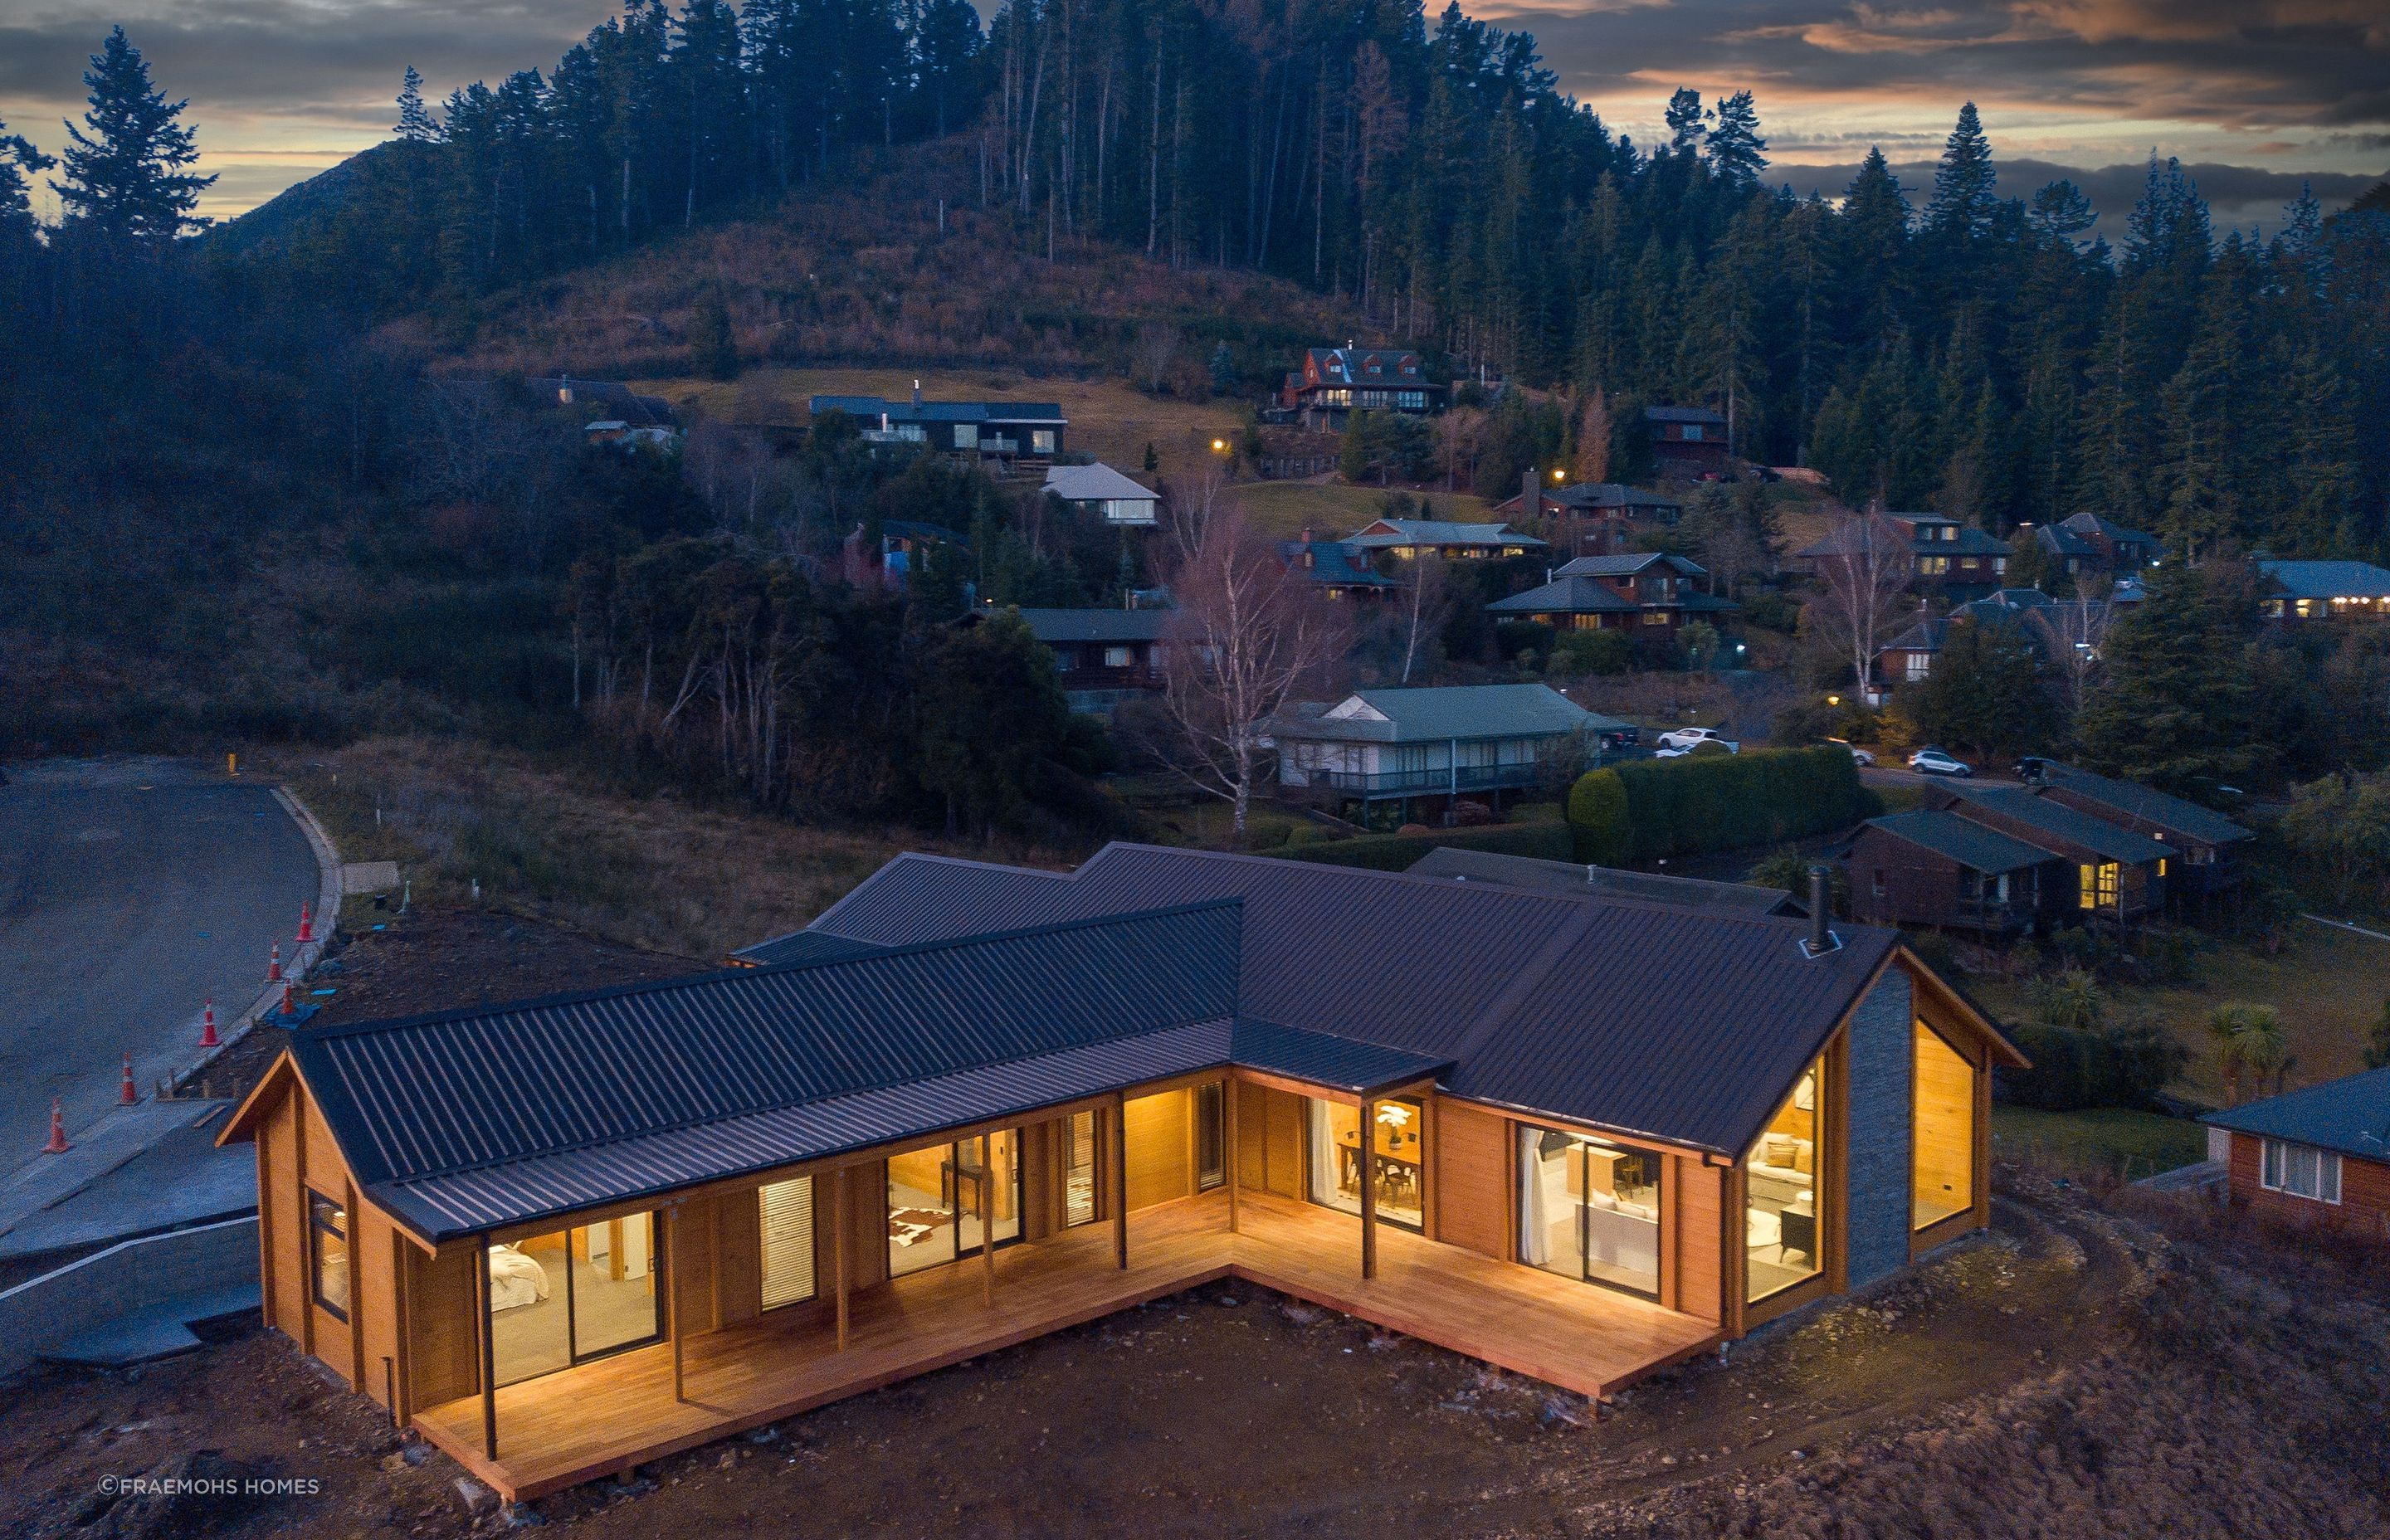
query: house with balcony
[
  {"left": 1644, "top": 406, "right": 1730, "bottom": 475},
  {"left": 1341, "top": 518, "right": 1545, "bottom": 562},
  {"left": 1796, "top": 514, "right": 2010, "bottom": 598},
  {"left": 221, "top": 842, "right": 2020, "bottom": 1504},
  {"left": 1488, "top": 479, "right": 1682, "bottom": 558},
  {"left": 810, "top": 389, "right": 1066, "bottom": 471},
  {"left": 1847, "top": 810, "right": 2069, "bottom": 935},
  {"left": 1279, "top": 347, "right": 1444, "bottom": 431},
  {"left": 1485, "top": 553, "right": 1739, "bottom": 641},
  {"left": 1270, "top": 684, "right": 1622, "bottom": 825},
  {"left": 1275, "top": 534, "right": 1404, "bottom": 600},
  {"left": 1041, "top": 462, "right": 1158, "bottom": 526},
  {"left": 2025, "top": 763, "right": 2251, "bottom": 904},
  {"left": 1922, "top": 783, "right": 2169, "bottom": 923},
  {"left": 989, "top": 607, "right": 1171, "bottom": 714}
]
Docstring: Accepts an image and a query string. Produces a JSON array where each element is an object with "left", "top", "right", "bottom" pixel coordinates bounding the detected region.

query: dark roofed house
[
  {"left": 1280, "top": 346, "right": 1444, "bottom": 431},
  {"left": 1270, "top": 683, "right": 1627, "bottom": 822},
  {"left": 1276, "top": 533, "right": 1405, "bottom": 600},
  {"left": 1343, "top": 517, "right": 1544, "bottom": 561},
  {"left": 2258, "top": 559, "right": 2390, "bottom": 623},
  {"left": 1644, "top": 405, "right": 1730, "bottom": 474},
  {"left": 1797, "top": 514, "right": 2011, "bottom": 598},
  {"left": 2027, "top": 763, "right": 2252, "bottom": 900},
  {"left": 1487, "top": 553, "right": 1737, "bottom": 641},
  {"left": 2202, "top": 1068, "right": 2390, "bottom": 1229},
  {"left": 811, "top": 389, "right": 1066, "bottom": 470},
  {"left": 1489, "top": 476, "right": 1683, "bottom": 557},
  {"left": 2032, "top": 512, "right": 2159, "bottom": 579},
  {"left": 1847, "top": 810, "right": 2069, "bottom": 935},
  {"left": 971, "top": 605, "right": 1173, "bottom": 714},
  {"left": 220, "top": 841, "right": 2020, "bottom": 1503},
  {"left": 1926, "top": 782, "right": 2169, "bottom": 920}
]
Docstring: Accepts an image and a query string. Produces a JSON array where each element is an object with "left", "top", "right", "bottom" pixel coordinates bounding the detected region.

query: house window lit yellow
[{"left": 2078, "top": 862, "right": 2119, "bottom": 909}]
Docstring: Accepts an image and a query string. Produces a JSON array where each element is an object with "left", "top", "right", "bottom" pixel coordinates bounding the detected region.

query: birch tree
[
  {"left": 1156, "top": 478, "right": 1350, "bottom": 839},
  {"left": 1806, "top": 506, "right": 1913, "bottom": 704}
]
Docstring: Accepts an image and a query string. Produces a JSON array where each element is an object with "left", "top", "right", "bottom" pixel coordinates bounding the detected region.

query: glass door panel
[
  {"left": 570, "top": 1213, "right": 660, "bottom": 1358},
  {"left": 953, "top": 1130, "right": 1021, "bottom": 1256},
  {"left": 886, "top": 1146, "right": 955, "bottom": 1278},
  {"left": 1305, "top": 1097, "right": 1425, "bottom": 1231},
  {"left": 1515, "top": 1126, "right": 1661, "bottom": 1299}
]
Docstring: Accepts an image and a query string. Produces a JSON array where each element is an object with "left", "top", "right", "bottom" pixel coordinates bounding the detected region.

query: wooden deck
[{"left": 415, "top": 1191, "right": 1716, "bottom": 1502}]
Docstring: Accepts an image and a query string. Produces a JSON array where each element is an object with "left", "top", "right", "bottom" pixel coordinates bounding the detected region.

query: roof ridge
[
  {"left": 300, "top": 897, "right": 1235, "bottom": 1044},
  {"left": 807, "top": 850, "right": 1073, "bottom": 932}
]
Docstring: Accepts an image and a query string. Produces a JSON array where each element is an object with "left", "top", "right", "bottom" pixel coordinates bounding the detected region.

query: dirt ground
[{"left": 6, "top": 1169, "right": 2384, "bottom": 1540}]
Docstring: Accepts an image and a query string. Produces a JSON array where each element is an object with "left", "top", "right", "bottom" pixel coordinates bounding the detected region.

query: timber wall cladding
[
  {"left": 1124, "top": 1089, "right": 1193, "bottom": 1211},
  {"left": 1912, "top": 1021, "right": 1976, "bottom": 1219},
  {"left": 261, "top": 1094, "right": 305, "bottom": 1333},
  {"left": 1235, "top": 1083, "right": 1306, "bottom": 1200},
  {"left": 409, "top": 1243, "right": 480, "bottom": 1407},
  {"left": 1672, "top": 1154, "right": 1723, "bottom": 1323},
  {"left": 1433, "top": 1101, "right": 1510, "bottom": 1261},
  {"left": 300, "top": 1091, "right": 354, "bottom": 1379},
  {"left": 2232, "top": 1133, "right": 2390, "bottom": 1228}
]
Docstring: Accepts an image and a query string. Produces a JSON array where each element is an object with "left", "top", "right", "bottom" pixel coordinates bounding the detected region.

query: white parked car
[
  {"left": 1846, "top": 746, "right": 1877, "bottom": 767},
  {"left": 1655, "top": 727, "right": 1739, "bottom": 753},
  {"left": 1907, "top": 748, "right": 1973, "bottom": 777}
]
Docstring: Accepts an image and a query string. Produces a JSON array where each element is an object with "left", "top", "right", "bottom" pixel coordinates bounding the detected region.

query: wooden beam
[
  {"left": 1111, "top": 1094, "right": 1129, "bottom": 1270},
  {"left": 255, "top": 1140, "right": 277, "bottom": 1334},
  {"left": 666, "top": 1206, "right": 685, "bottom": 1404},
  {"left": 392, "top": 1229, "right": 413, "bottom": 1425},
  {"left": 833, "top": 1168, "right": 850, "bottom": 1352},
  {"left": 346, "top": 1180, "right": 367, "bottom": 1391},
  {"left": 1223, "top": 1076, "right": 1240, "bottom": 1235},
  {"left": 978, "top": 1133, "right": 994, "bottom": 1306},
  {"left": 476, "top": 1235, "right": 497, "bottom": 1460},
  {"left": 1359, "top": 1099, "right": 1378, "bottom": 1281},
  {"left": 294, "top": 1100, "right": 315, "bottom": 1359}
]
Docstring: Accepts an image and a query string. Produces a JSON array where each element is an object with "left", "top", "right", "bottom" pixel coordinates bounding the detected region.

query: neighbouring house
[
  {"left": 219, "top": 841, "right": 2022, "bottom": 1503},
  {"left": 2202, "top": 1067, "right": 2390, "bottom": 1229},
  {"left": 810, "top": 388, "right": 1066, "bottom": 469},
  {"left": 1275, "top": 533, "right": 1405, "bottom": 600},
  {"left": 1042, "top": 462, "right": 1159, "bottom": 526},
  {"left": 980, "top": 606, "right": 1171, "bottom": 714},
  {"left": 1489, "top": 478, "right": 1683, "bottom": 558},
  {"left": 1847, "top": 810, "right": 2069, "bottom": 935},
  {"left": 1279, "top": 346, "right": 1444, "bottom": 431},
  {"left": 1485, "top": 553, "right": 1739, "bottom": 639},
  {"left": 2026, "top": 763, "right": 2252, "bottom": 901},
  {"left": 1875, "top": 588, "right": 2117, "bottom": 686},
  {"left": 1270, "top": 684, "right": 1622, "bottom": 824},
  {"left": 2257, "top": 559, "right": 2390, "bottom": 623},
  {"left": 1796, "top": 514, "right": 2011, "bottom": 597},
  {"left": 842, "top": 519, "right": 963, "bottom": 591},
  {"left": 1342, "top": 518, "right": 1546, "bottom": 562},
  {"left": 1406, "top": 846, "right": 1796, "bottom": 914},
  {"left": 1920, "top": 782, "right": 2170, "bottom": 922},
  {"left": 534, "top": 376, "right": 680, "bottom": 435},
  {"left": 1644, "top": 406, "right": 1731, "bottom": 475},
  {"left": 2026, "top": 512, "right": 2161, "bottom": 582}
]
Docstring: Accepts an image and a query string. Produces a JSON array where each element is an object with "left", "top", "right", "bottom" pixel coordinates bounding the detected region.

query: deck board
[{"left": 415, "top": 1191, "right": 1715, "bottom": 1501}]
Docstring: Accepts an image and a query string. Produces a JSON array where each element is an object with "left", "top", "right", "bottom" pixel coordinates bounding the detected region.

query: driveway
[{"left": 0, "top": 759, "right": 320, "bottom": 1176}]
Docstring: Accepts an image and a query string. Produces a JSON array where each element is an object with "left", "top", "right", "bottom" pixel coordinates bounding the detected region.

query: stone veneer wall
[{"left": 1842, "top": 968, "right": 1914, "bottom": 1288}]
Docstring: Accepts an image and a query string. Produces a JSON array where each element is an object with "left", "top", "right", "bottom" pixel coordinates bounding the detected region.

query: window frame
[
  {"left": 308, "top": 1189, "right": 350, "bottom": 1322},
  {"left": 2260, "top": 1138, "right": 2342, "bottom": 1204}
]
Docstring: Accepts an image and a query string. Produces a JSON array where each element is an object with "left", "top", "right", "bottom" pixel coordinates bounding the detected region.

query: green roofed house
[
  {"left": 1487, "top": 553, "right": 1738, "bottom": 642},
  {"left": 2257, "top": 559, "right": 2390, "bottom": 624},
  {"left": 1270, "top": 684, "right": 1629, "bottom": 825},
  {"left": 1343, "top": 518, "right": 1546, "bottom": 561}
]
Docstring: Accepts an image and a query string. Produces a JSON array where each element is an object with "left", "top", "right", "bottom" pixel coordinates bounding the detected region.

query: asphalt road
[{"left": 0, "top": 758, "right": 319, "bottom": 1175}]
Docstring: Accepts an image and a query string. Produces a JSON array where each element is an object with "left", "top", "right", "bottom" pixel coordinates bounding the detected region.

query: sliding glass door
[
  {"left": 487, "top": 1212, "right": 662, "bottom": 1388},
  {"left": 1516, "top": 1127, "right": 1662, "bottom": 1299},
  {"left": 1305, "top": 1096, "right": 1426, "bottom": 1231},
  {"left": 887, "top": 1130, "right": 1022, "bottom": 1279}
]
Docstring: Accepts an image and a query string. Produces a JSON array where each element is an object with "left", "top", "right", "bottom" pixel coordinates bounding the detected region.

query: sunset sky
[{"left": 2, "top": 0, "right": 2383, "bottom": 231}]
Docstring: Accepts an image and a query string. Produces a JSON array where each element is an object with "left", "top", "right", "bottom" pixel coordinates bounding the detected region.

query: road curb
[{"left": 178, "top": 782, "right": 344, "bottom": 1086}]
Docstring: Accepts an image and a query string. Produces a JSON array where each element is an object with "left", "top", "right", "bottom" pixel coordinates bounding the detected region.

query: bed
[{"left": 487, "top": 1243, "right": 552, "bottom": 1313}]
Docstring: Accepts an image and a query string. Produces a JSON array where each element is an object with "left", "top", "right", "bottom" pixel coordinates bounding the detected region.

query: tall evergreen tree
[
  {"left": 1703, "top": 90, "right": 1767, "bottom": 192},
  {"left": 1663, "top": 88, "right": 1704, "bottom": 154},
  {"left": 51, "top": 27, "right": 215, "bottom": 241},
  {"left": 396, "top": 66, "right": 441, "bottom": 141},
  {"left": 2076, "top": 565, "right": 2270, "bottom": 797},
  {"left": 0, "top": 116, "right": 54, "bottom": 245},
  {"left": 1924, "top": 102, "right": 1997, "bottom": 243}
]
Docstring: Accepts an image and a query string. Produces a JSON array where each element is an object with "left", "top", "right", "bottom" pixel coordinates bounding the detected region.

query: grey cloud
[{"left": 1768, "top": 155, "right": 2385, "bottom": 238}]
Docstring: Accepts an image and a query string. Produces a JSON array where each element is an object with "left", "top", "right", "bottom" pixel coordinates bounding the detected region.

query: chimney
[
  {"left": 1803, "top": 865, "right": 1841, "bottom": 957},
  {"left": 1523, "top": 468, "right": 1539, "bottom": 519},
  {"left": 912, "top": 378, "right": 923, "bottom": 407}
]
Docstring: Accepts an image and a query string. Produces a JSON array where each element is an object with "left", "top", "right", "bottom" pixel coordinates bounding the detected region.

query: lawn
[
  {"left": 1223, "top": 480, "right": 1490, "bottom": 540},
  {"left": 1989, "top": 1104, "right": 2210, "bottom": 1179}
]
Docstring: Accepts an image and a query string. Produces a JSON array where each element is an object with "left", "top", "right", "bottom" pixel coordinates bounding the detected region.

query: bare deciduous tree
[
  {"left": 1156, "top": 476, "right": 1351, "bottom": 838},
  {"left": 2044, "top": 574, "right": 2118, "bottom": 719},
  {"left": 1805, "top": 505, "right": 1914, "bottom": 703},
  {"left": 1398, "top": 553, "right": 1448, "bottom": 684}
]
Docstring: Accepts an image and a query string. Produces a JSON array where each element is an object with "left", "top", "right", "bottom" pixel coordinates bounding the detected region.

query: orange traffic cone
[
  {"left": 295, "top": 903, "right": 315, "bottom": 945},
  {"left": 278, "top": 980, "right": 296, "bottom": 1016},
  {"left": 119, "top": 1053, "right": 138, "bottom": 1106},
  {"left": 198, "top": 1000, "right": 219, "bottom": 1049},
  {"left": 266, "top": 942, "right": 283, "bottom": 984},
  {"left": 41, "top": 1099, "right": 69, "bottom": 1154}
]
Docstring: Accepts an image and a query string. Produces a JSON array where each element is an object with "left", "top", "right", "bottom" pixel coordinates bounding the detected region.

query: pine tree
[
  {"left": 690, "top": 288, "right": 737, "bottom": 379},
  {"left": 2154, "top": 274, "right": 2241, "bottom": 560},
  {"left": 2076, "top": 565, "right": 2270, "bottom": 796},
  {"left": 2025, "top": 179, "right": 2095, "bottom": 246},
  {"left": 1903, "top": 615, "right": 2058, "bottom": 756},
  {"left": 0, "top": 116, "right": 54, "bottom": 245},
  {"left": 51, "top": 27, "right": 216, "bottom": 241},
  {"left": 1664, "top": 89, "right": 1704, "bottom": 154},
  {"left": 1703, "top": 90, "right": 1768, "bottom": 192},
  {"left": 396, "top": 66, "right": 441, "bottom": 141},
  {"left": 2280, "top": 345, "right": 2363, "bottom": 555},
  {"left": 1925, "top": 103, "right": 1997, "bottom": 244}
]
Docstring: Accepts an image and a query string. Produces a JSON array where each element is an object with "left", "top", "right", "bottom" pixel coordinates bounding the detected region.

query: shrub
[
  {"left": 1998, "top": 1018, "right": 2187, "bottom": 1110},
  {"left": 1273, "top": 819, "right": 1574, "bottom": 873},
  {"left": 1495, "top": 619, "right": 1554, "bottom": 663},
  {"left": 1565, "top": 744, "right": 1870, "bottom": 864},
  {"left": 1547, "top": 628, "right": 1632, "bottom": 676}
]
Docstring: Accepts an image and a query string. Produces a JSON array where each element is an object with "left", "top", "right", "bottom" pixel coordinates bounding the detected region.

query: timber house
[{"left": 220, "top": 845, "right": 2020, "bottom": 1503}]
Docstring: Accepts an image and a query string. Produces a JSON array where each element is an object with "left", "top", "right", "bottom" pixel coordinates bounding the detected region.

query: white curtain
[
  {"left": 1518, "top": 1127, "right": 1551, "bottom": 1265},
  {"left": 1308, "top": 1099, "right": 1340, "bottom": 1208}
]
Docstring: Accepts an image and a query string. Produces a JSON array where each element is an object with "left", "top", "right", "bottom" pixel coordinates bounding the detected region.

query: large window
[
  {"left": 1913, "top": 1023, "right": 1975, "bottom": 1230},
  {"left": 2080, "top": 861, "right": 2119, "bottom": 909},
  {"left": 487, "top": 1213, "right": 661, "bottom": 1387},
  {"left": 309, "top": 1192, "right": 349, "bottom": 1321},
  {"left": 1517, "top": 1127, "right": 1662, "bottom": 1298},
  {"left": 1307, "top": 1097, "right": 1424, "bottom": 1231},
  {"left": 1195, "top": 1083, "right": 1227, "bottom": 1191},
  {"left": 1063, "top": 1110, "right": 1099, "bottom": 1226},
  {"left": 2261, "top": 1139, "right": 2342, "bottom": 1203},
  {"left": 887, "top": 1132, "right": 1021, "bottom": 1279},
  {"left": 758, "top": 1177, "right": 816, "bottom": 1310},
  {"left": 1745, "top": 1057, "right": 1827, "bottom": 1304}
]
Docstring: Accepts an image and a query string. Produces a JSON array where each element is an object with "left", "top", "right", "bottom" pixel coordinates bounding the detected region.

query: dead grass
[
  {"left": 1223, "top": 480, "right": 1492, "bottom": 541},
  {"left": 249, "top": 737, "right": 1078, "bottom": 959}
]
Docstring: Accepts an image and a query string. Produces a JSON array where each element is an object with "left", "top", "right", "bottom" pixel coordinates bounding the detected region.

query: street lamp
[
  {"left": 1826, "top": 694, "right": 1841, "bottom": 707},
  {"left": 1210, "top": 437, "right": 1229, "bottom": 453}
]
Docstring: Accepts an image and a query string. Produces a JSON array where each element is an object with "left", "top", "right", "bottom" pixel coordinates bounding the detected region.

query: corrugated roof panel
[
  {"left": 2201, "top": 1067, "right": 2390, "bottom": 1163},
  {"left": 1230, "top": 1020, "right": 1451, "bottom": 1094}
]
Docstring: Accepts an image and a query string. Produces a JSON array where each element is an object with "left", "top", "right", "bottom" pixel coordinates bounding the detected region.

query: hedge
[
  {"left": 1996, "top": 1020, "right": 2186, "bottom": 1111},
  {"left": 1274, "top": 819, "right": 1575, "bottom": 874},
  {"left": 1565, "top": 744, "right": 1874, "bottom": 865}
]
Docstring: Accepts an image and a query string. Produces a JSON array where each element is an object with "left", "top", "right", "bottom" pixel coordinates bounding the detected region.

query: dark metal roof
[
  {"left": 2258, "top": 559, "right": 2390, "bottom": 601},
  {"left": 293, "top": 903, "right": 1241, "bottom": 1240},
  {"left": 1277, "top": 539, "right": 1402, "bottom": 588},
  {"left": 1407, "top": 846, "right": 1801, "bottom": 916},
  {"left": 1004, "top": 607, "right": 1174, "bottom": 644},
  {"left": 1269, "top": 685, "right": 1607, "bottom": 743},
  {"left": 1231, "top": 1020, "right": 1451, "bottom": 1095},
  {"left": 2200, "top": 1067, "right": 2390, "bottom": 1163},
  {"left": 1940, "top": 784, "right": 2171, "bottom": 865},
  {"left": 811, "top": 843, "right": 1905, "bottom": 1157},
  {"left": 1553, "top": 553, "right": 1705, "bottom": 579},
  {"left": 808, "top": 395, "right": 1067, "bottom": 426},
  {"left": 2036, "top": 764, "right": 2252, "bottom": 847},
  {"left": 1485, "top": 575, "right": 1638, "bottom": 615},
  {"left": 1645, "top": 405, "right": 1726, "bottom": 425},
  {"left": 1864, "top": 810, "right": 2061, "bottom": 875},
  {"left": 809, "top": 853, "right": 1076, "bottom": 936},
  {"left": 732, "top": 930, "right": 890, "bottom": 967},
  {"left": 1545, "top": 483, "right": 1680, "bottom": 514}
]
